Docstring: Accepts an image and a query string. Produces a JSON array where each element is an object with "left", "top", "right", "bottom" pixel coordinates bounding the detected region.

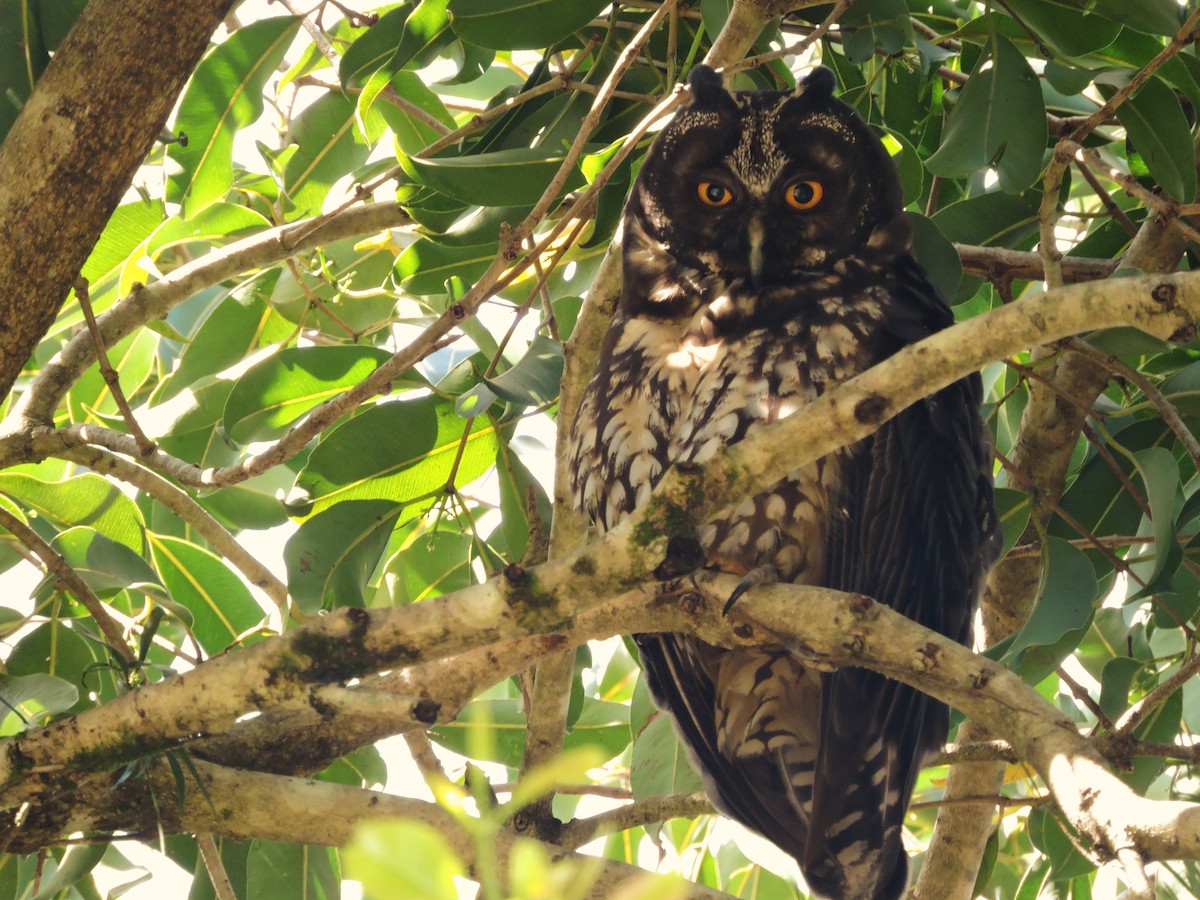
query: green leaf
[
  {"left": 223, "top": 346, "right": 401, "bottom": 444},
  {"left": 145, "top": 201, "right": 272, "bottom": 258},
  {"left": 993, "top": 539, "right": 1098, "bottom": 678},
  {"left": 1106, "top": 77, "right": 1196, "bottom": 203},
  {"left": 168, "top": 17, "right": 302, "bottom": 217},
  {"left": 930, "top": 191, "right": 1040, "bottom": 248},
  {"left": 379, "top": 530, "right": 475, "bottom": 605},
  {"left": 447, "top": 0, "right": 609, "bottom": 50},
  {"left": 346, "top": 0, "right": 453, "bottom": 117},
  {"left": 344, "top": 819, "right": 463, "bottom": 900},
  {"left": 157, "top": 291, "right": 280, "bottom": 404},
  {"left": 7, "top": 620, "right": 115, "bottom": 705},
  {"left": 993, "top": 487, "right": 1032, "bottom": 559},
  {"left": 245, "top": 841, "right": 340, "bottom": 900},
  {"left": 1128, "top": 446, "right": 1181, "bottom": 587},
  {"left": 283, "top": 92, "right": 372, "bottom": 219},
  {"left": 0, "top": 674, "right": 79, "bottom": 736},
  {"left": 495, "top": 440, "right": 552, "bottom": 561},
  {"left": 340, "top": 5, "right": 420, "bottom": 87},
  {"left": 376, "top": 71, "right": 457, "bottom": 154},
  {"left": 67, "top": 328, "right": 159, "bottom": 423},
  {"left": 908, "top": 213, "right": 961, "bottom": 304},
  {"left": 200, "top": 467, "right": 295, "bottom": 532},
  {"left": 285, "top": 500, "right": 402, "bottom": 613},
  {"left": 1098, "top": 656, "right": 1141, "bottom": 720},
  {"left": 630, "top": 714, "right": 705, "bottom": 799},
  {"left": 0, "top": 1, "right": 46, "bottom": 143},
  {"left": 430, "top": 697, "right": 526, "bottom": 766},
  {"left": 1029, "top": 807, "right": 1095, "bottom": 881},
  {"left": 45, "top": 527, "right": 162, "bottom": 598},
  {"left": 66, "top": 200, "right": 165, "bottom": 321},
  {"left": 1090, "top": 0, "right": 1180, "bottom": 36},
  {"left": 318, "top": 745, "right": 388, "bottom": 787},
  {"left": 926, "top": 31, "right": 1047, "bottom": 192},
  {"left": 0, "top": 472, "right": 144, "bottom": 551},
  {"left": 394, "top": 238, "right": 496, "bottom": 295},
  {"left": 483, "top": 334, "right": 563, "bottom": 407},
  {"left": 566, "top": 698, "right": 632, "bottom": 763},
  {"left": 149, "top": 534, "right": 264, "bottom": 652},
  {"left": 29, "top": 844, "right": 108, "bottom": 900},
  {"left": 1002, "top": 0, "right": 1122, "bottom": 57},
  {"left": 1086, "top": 30, "right": 1200, "bottom": 114},
  {"left": 432, "top": 698, "right": 625, "bottom": 769},
  {"left": 402, "top": 146, "right": 587, "bottom": 206},
  {"left": 294, "top": 395, "right": 499, "bottom": 516},
  {"left": 430, "top": 203, "right": 534, "bottom": 248}
]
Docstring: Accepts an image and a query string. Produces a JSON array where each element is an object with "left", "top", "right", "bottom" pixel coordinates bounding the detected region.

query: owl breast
[{"left": 570, "top": 276, "right": 887, "bottom": 581}]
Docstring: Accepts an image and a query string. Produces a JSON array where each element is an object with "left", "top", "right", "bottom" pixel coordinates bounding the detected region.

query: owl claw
[{"left": 722, "top": 565, "right": 779, "bottom": 615}]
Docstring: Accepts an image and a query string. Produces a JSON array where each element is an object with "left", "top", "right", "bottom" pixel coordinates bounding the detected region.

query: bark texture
[{"left": 0, "top": 0, "right": 234, "bottom": 403}]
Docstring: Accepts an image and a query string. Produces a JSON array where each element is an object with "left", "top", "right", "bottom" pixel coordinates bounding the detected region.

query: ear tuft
[
  {"left": 796, "top": 66, "right": 835, "bottom": 100},
  {"left": 686, "top": 65, "right": 728, "bottom": 108}
]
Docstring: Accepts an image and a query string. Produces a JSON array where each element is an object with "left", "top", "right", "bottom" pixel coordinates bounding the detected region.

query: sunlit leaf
[
  {"left": 168, "top": 17, "right": 302, "bottom": 217},
  {"left": 402, "top": 146, "right": 588, "bottom": 206},
  {"left": 149, "top": 534, "right": 264, "bottom": 652},
  {"left": 926, "top": 31, "right": 1046, "bottom": 192},
  {"left": 294, "top": 395, "right": 499, "bottom": 516},
  {"left": 285, "top": 499, "right": 402, "bottom": 613},
  {"left": 446, "top": 0, "right": 609, "bottom": 50},
  {"left": 224, "top": 346, "right": 418, "bottom": 444},
  {"left": 344, "top": 819, "right": 463, "bottom": 900},
  {"left": 0, "top": 673, "right": 79, "bottom": 736}
]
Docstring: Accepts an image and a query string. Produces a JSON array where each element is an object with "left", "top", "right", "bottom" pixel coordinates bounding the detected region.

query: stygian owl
[{"left": 568, "top": 66, "right": 999, "bottom": 899}]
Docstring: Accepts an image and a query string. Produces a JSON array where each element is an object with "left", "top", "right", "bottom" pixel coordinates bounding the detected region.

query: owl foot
[
  {"left": 722, "top": 564, "right": 779, "bottom": 615},
  {"left": 653, "top": 535, "right": 707, "bottom": 580}
]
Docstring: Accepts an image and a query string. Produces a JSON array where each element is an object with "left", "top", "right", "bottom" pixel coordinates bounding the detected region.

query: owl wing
[{"left": 803, "top": 256, "right": 1000, "bottom": 897}]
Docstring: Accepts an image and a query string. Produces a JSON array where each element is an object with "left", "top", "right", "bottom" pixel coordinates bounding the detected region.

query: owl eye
[
  {"left": 784, "top": 180, "right": 823, "bottom": 210},
  {"left": 697, "top": 181, "right": 734, "bottom": 207}
]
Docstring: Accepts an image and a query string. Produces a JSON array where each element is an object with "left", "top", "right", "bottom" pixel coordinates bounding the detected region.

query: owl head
[{"left": 625, "top": 66, "right": 910, "bottom": 296}]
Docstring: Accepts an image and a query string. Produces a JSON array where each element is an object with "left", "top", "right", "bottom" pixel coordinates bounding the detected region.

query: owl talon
[{"left": 723, "top": 565, "right": 779, "bottom": 615}]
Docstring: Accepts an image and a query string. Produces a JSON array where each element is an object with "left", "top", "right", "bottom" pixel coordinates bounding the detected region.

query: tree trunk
[{"left": 0, "top": 0, "right": 234, "bottom": 404}]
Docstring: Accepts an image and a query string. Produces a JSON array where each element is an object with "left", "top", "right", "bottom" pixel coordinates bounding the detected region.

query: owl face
[{"left": 626, "top": 67, "right": 908, "bottom": 294}]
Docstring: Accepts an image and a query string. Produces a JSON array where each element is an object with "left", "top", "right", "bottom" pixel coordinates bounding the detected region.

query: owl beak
[{"left": 746, "top": 215, "right": 765, "bottom": 287}]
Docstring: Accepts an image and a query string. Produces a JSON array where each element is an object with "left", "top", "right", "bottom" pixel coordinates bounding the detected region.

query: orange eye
[
  {"left": 697, "top": 181, "right": 733, "bottom": 207},
  {"left": 784, "top": 180, "right": 823, "bottom": 210}
]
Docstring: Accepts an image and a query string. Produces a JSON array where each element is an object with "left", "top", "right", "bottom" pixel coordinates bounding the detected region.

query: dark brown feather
[{"left": 568, "top": 65, "right": 998, "bottom": 900}]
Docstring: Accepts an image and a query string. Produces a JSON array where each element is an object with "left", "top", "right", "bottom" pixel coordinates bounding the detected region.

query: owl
[{"left": 568, "top": 65, "right": 999, "bottom": 900}]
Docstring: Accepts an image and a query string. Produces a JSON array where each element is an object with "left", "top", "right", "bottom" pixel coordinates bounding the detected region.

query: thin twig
[
  {"left": 1074, "top": 159, "right": 1139, "bottom": 238},
  {"left": 993, "top": 449, "right": 1137, "bottom": 581},
  {"left": 909, "top": 793, "right": 1053, "bottom": 812},
  {"left": 1118, "top": 845, "right": 1155, "bottom": 900},
  {"left": 723, "top": 0, "right": 853, "bottom": 76},
  {"left": 76, "top": 277, "right": 155, "bottom": 456},
  {"left": 54, "top": 444, "right": 291, "bottom": 612},
  {"left": 196, "top": 833, "right": 237, "bottom": 900},
  {"left": 1038, "top": 143, "right": 1074, "bottom": 290},
  {"left": 1067, "top": 337, "right": 1200, "bottom": 474},
  {"left": 1114, "top": 651, "right": 1200, "bottom": 737},
  {"left": 557, "top": 791, "right": 713, "bottom": 850},
  {"left": 955, "top": 243, "right": 1117, "bottom": 284},
  {"left": 0, "top": 503, "right": 135, "bottom": 663},
  {"left": 1074, "top": 143, "right": 1200, "bottom": 246},
  {"left": 1068, "top": 6, "right": 1200, "bottom": 144},
  {"left": 1059, "top": 665, "right": 1115, "bottom": 732},
  {"left": 511, "top": 0, "right": 678, "bottom": 244}
]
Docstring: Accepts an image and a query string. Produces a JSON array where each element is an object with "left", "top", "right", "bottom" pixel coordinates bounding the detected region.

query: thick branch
[
  {"left": 0, "top": 203, "right": 413, "bottom": 454},
  {"left": 0, "top": 0, "right": 234, "bottom": 402},
  {"left": 6, "top": 271, "right": 1200, "bottom": 862}
]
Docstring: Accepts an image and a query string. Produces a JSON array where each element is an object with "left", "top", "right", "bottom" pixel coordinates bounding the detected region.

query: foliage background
[{"left": 1, "top": 0, "right": 1200, "bottom": 898}]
